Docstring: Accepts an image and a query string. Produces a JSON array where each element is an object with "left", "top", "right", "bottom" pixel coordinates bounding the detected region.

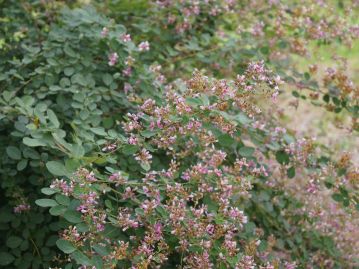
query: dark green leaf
[
  {"left": 287, "top": 166, "right": 295, "bottom": 178},
  {"left": 0, "top": 252, "right": 15, "bottom": 266},
  {"left": 6, "top": 236, "right": 23, "bottom": 249},
  {"left": 276, "top": 150, "right": 290, "bottom": 165},
  {"left": 6, "top": 146, "right": 21, "bottom": 160}
]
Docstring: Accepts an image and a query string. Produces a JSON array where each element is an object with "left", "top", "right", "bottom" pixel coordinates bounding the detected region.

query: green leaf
[
  {"left": 0, "top": 252, "right": 15, "bottom": 266},
  {"left": 135, "top": 208, "right": 145, "bottom": 216},
  {"left": 203, "top": 195, "right": 219, "bottom": 212},
  {"left": 323, "top": 94, "right": 330, "bottom": 103},
  {"left": 64, "top": 45, "right": 77, "bottom": 58},
  {"left": 275, "top": 150, "right": 290, "bottom": 165},
  {"left": 292, "top": 91, "right": 300, "bottom": 98},
  {"left": 92, "top": 255, "right": 103, "bottom": 269},
  {"left": 41, "top": 187, "right": 58, "bottom": 195},
  {"left": 72, "top": 250, "right": 91, "bottom": 266},
  {"left": 71, "top": 144, "right": 85, "bottom": 158},
  {"left": 64, "top": 210, "right": 82, "bottom": 223},
  {"left": 156, "top": 206, "right": 168, "bottom": 218},
  {"left": 140, "top": 162, "right": 151, "bottom": 171},
  {"left": 140, "top": 130, "right": 157, "bottom": 138},
  {"left": 90, "top": 127, "right": 107, "bottom": 136},
  {"left": 239, "top": 146, "right": 255, "bottom": 157},
  {"left": 56, "top": 239, "right": 76, "bottom": 254},
  {"left": 48, "top": 110, "right": 60, "bottom": 128},
  {"left": 55, "top": 194, "right": 70, "bottom": 206},
  {"left": 6, "top": 236, "right": 23, "bottom": 249},
  {"left": 64, "top": 67, "right": 75, "bottom": 76},
  {"left": 23, "top": 137, "right": 47, "bottom": 147},
  {"left": 49, "top": 205, "right": 67, "bottom": 216},
  {"left": 235, "top": 113, "right": 251, "bottom": 125},
  {"left": 287, "top": 166, "right": 295, "bottom": 178},
  {"left": 6, "top": 146, "right": 22, "bottom": 160},
  {"left": 186, "top": 97, "right": 203, "bottom": 106},
  {"left": 71, "top": 73, "right": 87, "bottom": 86},
  {"left": 35, "top": 199, "right": 58, "bottom": 207},
  {"left": 122, "top": 144, "right": 139, "bottom": 155},
  {"left": 92, "top": 244, "right": 110, "bottom": 256},
  {"left": 217, "top": 134, "right": 235, "bottom": 147},
  {"left": 332, "top": 193, "right": 343, "bottom": 202},
  {"left": 102, "top": 74, "right": 113, "bottom": 86},
  {"left": 17, "top": 159, "right": 28, "bottom": 171},
  {"left": 46, "top": 161, "right": 69, "bottom": 176}
]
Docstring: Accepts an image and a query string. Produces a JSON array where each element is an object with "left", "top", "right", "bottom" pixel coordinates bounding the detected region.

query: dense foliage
[{"left": 0, "top": 1, "right": 358, "bottom": 269}]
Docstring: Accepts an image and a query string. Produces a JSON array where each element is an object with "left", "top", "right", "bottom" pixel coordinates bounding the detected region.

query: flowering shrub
[
  {"left": 0, "top": 1, "right": 358, "bottom": 269},
  {"left": 39, "top": 69, "right": 357, "bottom": 268}
]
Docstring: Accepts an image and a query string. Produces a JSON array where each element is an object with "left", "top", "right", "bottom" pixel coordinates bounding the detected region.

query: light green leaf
[
  {"left": 64, "top": 210, "right": 82, "bottom": 223},
  {"left": 122, "top": 144, "right": 139, "bottom": 155},
  {"left": 71, "top": 144, "right": 85, "bottom": 158},
  {"left": 17, "top": 159, "right": 28, "bottom": 171},
  {"left": 41, "top": 187, "right": 58, "bottom": 195},
  {"left": 46, "top": 161, "right": 69, "bottom": 176},
  {"left": 48, "top": 110, "right": 60, "bottom": 128},
  {"left": 102, "top": 74, "right": 113, "bottom": 86},
  {"left": 239, "top": 146, "right": 255, "bottom": 157},
  {"left": 56, "top": 239, "right": 76, "bottom": 254},
  {"left": 92, "top": 244, "right": 110, "bottom": 256},
  {"left": 35, "top": 199, "right": 58, "bottom": 207},
  {"left": 23, "top": 137, "right": 47, "bottom": 147},
  {"left": 55, "top": 194, "right": 70, "bottom": 206},
  {"left": 90, "top": 127, "right": 107, "bottom": 136},
  {"left": 72, "top": 250, "right": 92, "bottom": 266},
  {"left": 50, "top": 205, "right": 67, "bottom": 216}
]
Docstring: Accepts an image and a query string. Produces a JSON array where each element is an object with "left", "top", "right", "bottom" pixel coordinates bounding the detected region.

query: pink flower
[
  {"left": 123, "top": 83, "right": 132, "bottom": 94},
  {"left": 206, "top": 224, "right": 215, "bottom": 235},
  {"left": 122, "top": 67, "right": 132, "bottom": 77},
  {"left": 120, "top": 34, "right": 131, "bottom": 42},
  {"left": 85, "top": 171, "right": 97, "bottom": 182},
  {"left": 102, "top": 143, "right": 117, "bottom": 152},
  {"left": 108, "top": 52, "right": 118, "bottom": 66},
  {"left": 14, "top": 204, "right": 31, "bottom": 213},
  {"left": 285, "top": 262, "right": 297, "bottom": 269},
  {"left": 138, "top": 41, "right": 150, "bottom": 52},
  {"left": 154, "top": 222, "right": 163, "bottom": 237},
  {"left": 134, "top": 149, "right": 152, "bottom": 165},
  {"left": 101, "top": 27, "right": 109, "bottom": 37},
  {"left": 50, "top": 178, "right": 74, "bottom": 196}
]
